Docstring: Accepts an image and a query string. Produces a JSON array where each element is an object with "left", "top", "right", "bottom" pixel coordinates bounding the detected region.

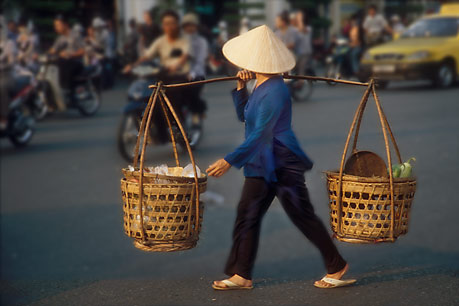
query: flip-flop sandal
[
  {"left": 212, "top": 279, "right": 253, "bottom": 291},
  {"left": 314, "top": 277, "right": 357, "bottom": 289}
]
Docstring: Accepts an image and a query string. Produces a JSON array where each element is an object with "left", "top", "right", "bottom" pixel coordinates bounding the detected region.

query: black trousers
[
  {"left": 224, "top": 144, "right": 346, "bottom": 280},
  {"left": 57, "top": 58, "right": 84, "bottom": 104},
  {"left": 58, "top": 58, "right": 83, "bottom": 90}
]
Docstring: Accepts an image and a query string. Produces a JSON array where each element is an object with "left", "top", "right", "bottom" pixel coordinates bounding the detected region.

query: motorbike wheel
[
  {"left": 117, "top": 114, "right": 139, "bottom": 162},
  {"left": 291, "top": 80, "right": 314, "bottom": 102},
  {"left": 32, "top": 91, "right": 48, "bottom": 120},
  {"left": 9, "top": 119, "right": 34, "bottom": 147},
  {"left": 77, "top": 82, "right": 101, "bottom": 116}
]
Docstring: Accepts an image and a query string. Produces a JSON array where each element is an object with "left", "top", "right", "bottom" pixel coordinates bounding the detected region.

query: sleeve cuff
[
  {"left": 224, "top": 154, "right": 243, "bottom": 169},
  {"left": 231, "top": 87, "right": 248, "bottom": 101}
]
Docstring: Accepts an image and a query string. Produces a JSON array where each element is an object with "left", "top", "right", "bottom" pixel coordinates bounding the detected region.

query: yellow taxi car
[{"left": 359, "top": 4, "right": 459, "bottom": 88}]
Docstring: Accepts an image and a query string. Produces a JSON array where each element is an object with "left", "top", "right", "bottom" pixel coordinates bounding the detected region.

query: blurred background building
[{"left": 2, "top": 0, "right": 450, "bottom": 50}]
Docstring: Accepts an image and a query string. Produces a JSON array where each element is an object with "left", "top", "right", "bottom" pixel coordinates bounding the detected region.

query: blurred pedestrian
[
  {"left": 16, "top": 17, "right": 39, "bottom": 72},
  {"left": 0, "top": 20, "right": 18, "bottom": 131},
  {"left": 239, "top": 17, "right": 251, "bottom": 35},
  {"left": 92, "top": 17, "right": 108, "bottom": 55},
  {"left": 207, "top": 25, "right": 355, "bottom": 290},
  {"left": 349, "top": 15, "right": 364, "bottom": 75},
  {"left": 292, "top": 11, "right": 313, "bottom": 76},
  {"left": 139, "top": 9, "right": 160, "bottom": 56},
  {"left": 217, "top": 21, "right": 228, "bottom": 47},
  {"left": 182, "top": 12, "right": 208, "bottom": 138},
  {"left": 363, "top": 5, "right": 391, "bottom": 47},
  {"left": 123, "top": 9, "right": 190, "bottom": 144},
  {"left": 84, "top": 26, "right": 104, "bottom": 66},
  {"left": 123, "top": 18, "right": 139, "bottom": 64},
  {"left": 7, "top": 20, "right": 18, "bottom": 41},
  {"left": 341, "top": 18, "right": 352, "bottom": 38},
  {"left": 391, "top": 15, "right": 406, "bottom": 37},
  {"left": 275, "top": 11, "right": 298, "bottom": 51},
  {"left": 72, "top": 23, "right": 84, "bottom": 40},
  {"left": 104, "top": 19, "right": 117, "bottom": 87},
  {"left": 105, "top": 19, "right": 117, "bottom": 59},
  {"left": 49, "top": 14, "right": 85, "bottom": 105}
]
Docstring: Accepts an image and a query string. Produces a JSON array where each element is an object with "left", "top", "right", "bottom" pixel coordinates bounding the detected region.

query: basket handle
[
  {"left": 350, "top": 85, "right": 402, "bottom": 164},
  {"left": 336, "top": 80, "right": 398, "bottom": 240},
  {"left": 159, "top": 88, "right": 201, "bottom": 237},
  {"left": 134, "top": 82, "right": 202, "bottom": 241},
  {"left": 133, "top": 85, "right": 160, "bottom": 168}
]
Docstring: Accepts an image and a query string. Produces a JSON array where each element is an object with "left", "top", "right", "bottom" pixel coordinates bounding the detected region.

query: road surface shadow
[{"left": 253, "top": 245, "right": 459, "bottom": 289}]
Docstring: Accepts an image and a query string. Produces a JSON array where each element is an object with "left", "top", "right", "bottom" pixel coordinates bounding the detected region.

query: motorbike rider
[
  {"left": 349, "top": 15, "right": 364, "bottom": 75},
  {"left": 48, "top": 14, "right": 85, "bottom": 105},
  {"left": 123, "top": 9, "right": 191, "bottom": 144},
  {"left": 1, "top": 19, "right": 33, "bottom": 132},
  {"left": 84, "top": 25, "right": 105, "bottom": 67},
  {"left": 0, "top": 20, "right": 17, "bottom": 131},
  {"left": 16, "top": 17, "right": 40, "bottom": 73},
  {"left": 182, "top": 13, "right": 208, "bottom": 141}
]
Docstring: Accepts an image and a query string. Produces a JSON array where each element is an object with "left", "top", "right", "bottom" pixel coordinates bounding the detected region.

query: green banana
[
  {"left": 400, "top": 157, "right": 416, "bottom": 178},
  {"left": 388, "top": 157, "right": 416, "bottom": 178}
]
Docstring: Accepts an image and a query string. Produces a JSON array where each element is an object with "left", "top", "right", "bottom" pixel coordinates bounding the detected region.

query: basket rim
[
  {"left": 122, "top": 167, "right": 207, "bottom": 183},
  {"left": 121, "top": 178, "right": 207, "bottom": 188},
  {"left": 325, "top": 171, "right": 416, "bottom": 183}
]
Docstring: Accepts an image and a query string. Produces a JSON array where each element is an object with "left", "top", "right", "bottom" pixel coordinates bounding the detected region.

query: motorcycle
[
  {"left": 117, "top": 64, "right": 202, "bottom": 162},
  {"left": 325, "top": 37, "right": 353, "bottom": 85},
  {"left": 14, "top": 66, "right": 48, "bottom": 120},
  {"left": 37, "top": 54, "right": 102, "bottom": 116},
  {"left": 0, "top": 75, "right": 35, "bottom": 147},
  {"left": 286, "top": 69, "right": 315, "bottom": 102}
]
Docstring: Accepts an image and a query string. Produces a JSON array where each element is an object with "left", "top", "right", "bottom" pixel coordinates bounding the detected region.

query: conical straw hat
[{"left": 222, "top": 25, "right": 296, "bottom": 74}]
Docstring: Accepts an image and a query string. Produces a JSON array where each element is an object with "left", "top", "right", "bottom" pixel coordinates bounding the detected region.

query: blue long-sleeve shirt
[{"left": 224, "top": 75, "right": 313, "bottom": 182}]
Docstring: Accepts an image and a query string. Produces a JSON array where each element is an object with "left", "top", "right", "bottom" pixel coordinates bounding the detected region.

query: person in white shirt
[
  {"left": 363, "top": 5, "right": 392, "bottom": 47},
  {"left": 391, "top": 15, "right": 406, "bottom": 36},
  {"left": 292, "top": 11, "right": 313, "bottom": 76},
  {"left": 275, "top": 11, "right": 299, "bottom": 52},
  {"left": 123, "top": 10, "right": 191, "bottom": 144}
]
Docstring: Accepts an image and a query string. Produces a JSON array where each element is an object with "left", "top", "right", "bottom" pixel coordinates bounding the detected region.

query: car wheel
[{"left": 433, "top": 62, "right": 455, "bottom": 88}]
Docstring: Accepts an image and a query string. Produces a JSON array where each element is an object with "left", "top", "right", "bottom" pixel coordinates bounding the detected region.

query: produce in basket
[
  {"left": 125, "top": 163, "right": 203, "bottom": 183},
  {"left": 388, "top": 157, "right": 416, "bottom": 178}
]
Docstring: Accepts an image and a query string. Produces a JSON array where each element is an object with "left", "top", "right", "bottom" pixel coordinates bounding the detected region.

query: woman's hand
[
  {"left": 237, "top": 70, "right": 255, "bottom": 90},
  {"left": 206, "top": 159, "right": 232, "bottom": 177}
]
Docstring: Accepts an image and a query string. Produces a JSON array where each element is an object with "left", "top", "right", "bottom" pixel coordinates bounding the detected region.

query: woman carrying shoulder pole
[{"left": 206, "top": 25, "right": 356, "bottom": 290}]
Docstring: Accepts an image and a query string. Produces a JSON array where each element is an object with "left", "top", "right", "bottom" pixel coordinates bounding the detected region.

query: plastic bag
[
  {"left": 154, "top": 164, "right": 169, "bottom": 175},
  {"left": 182, "top": 163, "right": 201, "bottom": 178}
]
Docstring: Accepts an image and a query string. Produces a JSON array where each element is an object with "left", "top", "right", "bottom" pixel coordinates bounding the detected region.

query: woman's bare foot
[
  {"left": 213, "top": 274, "right": 253, "bottom": 289},
  {"left": 314, "top": 263, "right": 349, "bottom": 288}
]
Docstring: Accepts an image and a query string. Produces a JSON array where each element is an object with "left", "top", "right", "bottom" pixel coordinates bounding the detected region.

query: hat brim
[{"left": 222, "top": 25, "right": 296, "bottom": 74}]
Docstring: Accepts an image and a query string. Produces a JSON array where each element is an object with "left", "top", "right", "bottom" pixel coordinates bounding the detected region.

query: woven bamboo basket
[
  {"left": 120, "top": 83, "right": 207, "bottom": 252},
  {"left": 326, "top": 80, "right": 417, "bottom": 243}
]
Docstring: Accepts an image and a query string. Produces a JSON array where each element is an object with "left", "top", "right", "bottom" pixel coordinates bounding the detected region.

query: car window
[{"left": 401, "top": 17, "right": 459, "bottom": 38}]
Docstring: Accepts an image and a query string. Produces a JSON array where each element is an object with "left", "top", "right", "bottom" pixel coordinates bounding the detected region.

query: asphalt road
[{"left": 1, "top": 78, "right": 459, "bottom": 306}]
